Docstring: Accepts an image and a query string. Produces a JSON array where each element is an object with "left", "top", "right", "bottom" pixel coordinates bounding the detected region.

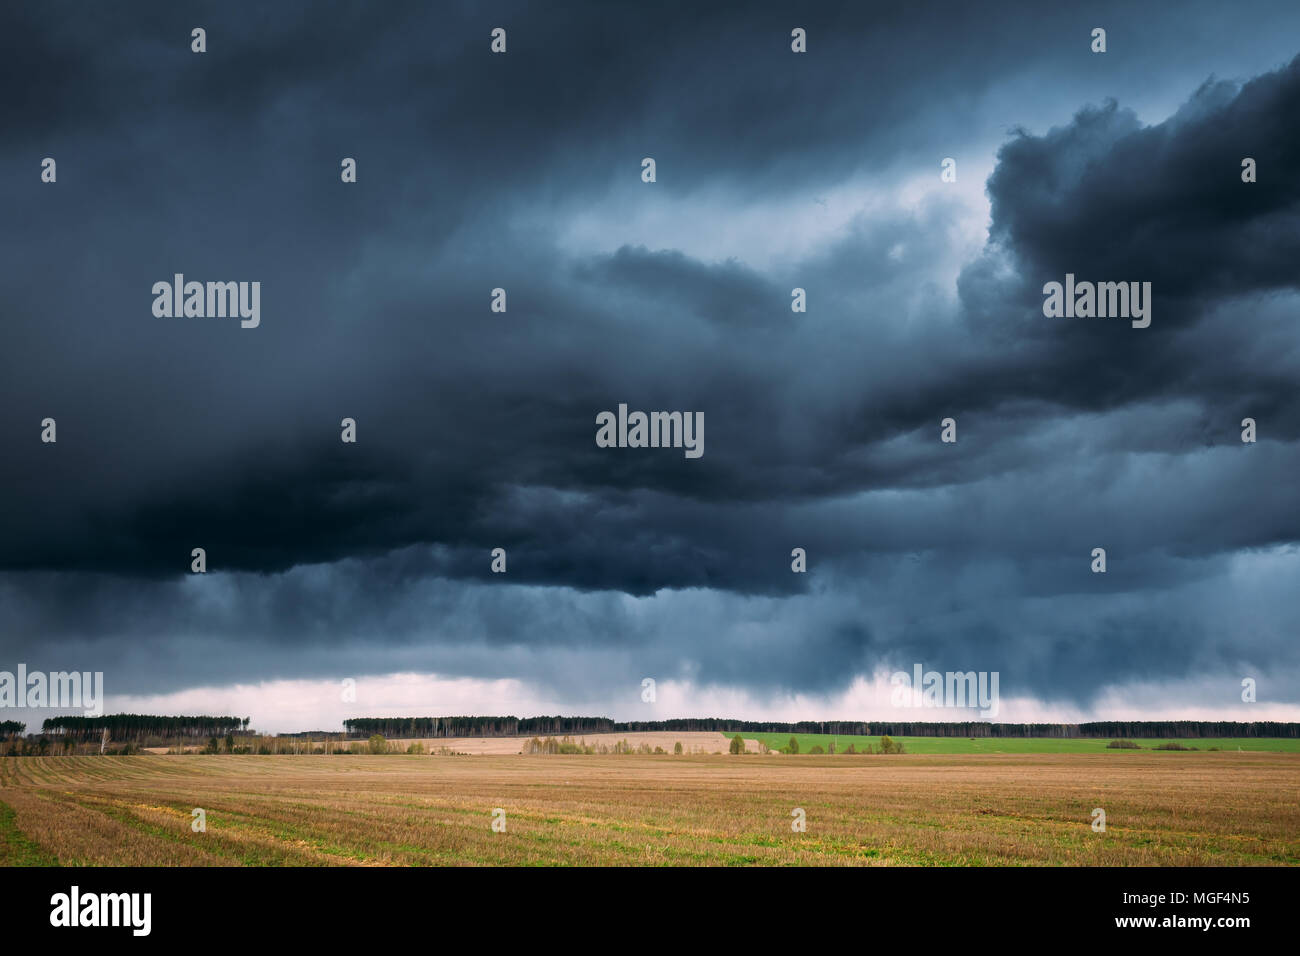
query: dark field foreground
[{"left": 2, "top": 752, "right": 1297, "bottom": 866}]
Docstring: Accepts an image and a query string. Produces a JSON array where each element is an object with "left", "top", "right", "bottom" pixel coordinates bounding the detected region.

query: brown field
[
  {"left": 141, "top": 731, "right": 754, "bottom": 755},
  {"left": 390, "top": 731, "right": 758, "bottom": 754},
  {"left": 1, "top": 751, "right": 1297, "bottom": 866}
]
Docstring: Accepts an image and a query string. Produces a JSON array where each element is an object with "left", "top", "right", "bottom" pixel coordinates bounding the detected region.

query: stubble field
[{"left": 1, "top": 752, "right": 1297, "bottom": 866}]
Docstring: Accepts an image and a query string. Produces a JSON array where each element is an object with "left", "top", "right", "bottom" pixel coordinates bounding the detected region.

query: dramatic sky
[{"left": 2, "top": 1, "right": 1298, "bottom": 731}]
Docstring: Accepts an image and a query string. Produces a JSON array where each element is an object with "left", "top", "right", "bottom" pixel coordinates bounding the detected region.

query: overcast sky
[{"left": 2, "top": 1, "right": 1298, "bottom": 732}]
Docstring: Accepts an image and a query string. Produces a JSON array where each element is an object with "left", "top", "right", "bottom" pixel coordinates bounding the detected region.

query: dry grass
[{"left": 2, "top": 752, "right": 1296, "bottom": 866}]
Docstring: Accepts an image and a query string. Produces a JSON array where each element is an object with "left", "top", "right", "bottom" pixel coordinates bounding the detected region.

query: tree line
[
  {"left": 343, "top": 717, "right": 1300, "bottom": 739},
  {"left": 20, "top": 714, "right": 1297, "bottom": 742},
  {"left": 343, "top": 716, "right": 618, "bottom": 738},
  {"left": 41, "top": 714, "right": 251, "bottom": 741}
]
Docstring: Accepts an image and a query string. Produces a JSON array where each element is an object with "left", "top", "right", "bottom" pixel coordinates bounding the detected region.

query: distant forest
[
  {"left": 21, "top": 714, "right": 1298, "bottom": 741},
  {"left": 342, "top": 717, "right": 1300, "bottom": 740},
  {"left": 42, "top": 714, "right": 250, "bottom": 740}
]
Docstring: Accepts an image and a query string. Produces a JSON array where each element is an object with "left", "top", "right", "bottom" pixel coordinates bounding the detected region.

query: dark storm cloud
[
  {"left": 1, "top": 1, "right": 1298, "bottom": 711},
  {"left": 951, "top": 57, "right": 1300, "bottom": 435}
]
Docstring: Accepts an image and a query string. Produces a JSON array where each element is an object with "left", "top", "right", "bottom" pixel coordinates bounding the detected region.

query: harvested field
[{"left": 1, "top": 752, "right": 1296, "bottom": 866}]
